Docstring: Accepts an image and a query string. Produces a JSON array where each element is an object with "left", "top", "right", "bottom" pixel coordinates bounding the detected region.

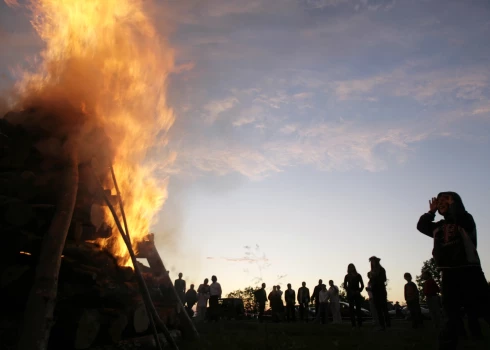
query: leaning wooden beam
[
  {"left": 93, "top": 171, "right": 178, "bottom": 350},
  {"left": 18, "top": 152, "right": 79, "bottom": 350}
]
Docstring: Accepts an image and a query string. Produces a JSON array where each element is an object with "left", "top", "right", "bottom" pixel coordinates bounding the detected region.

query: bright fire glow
[{"left": 8, "top": 0, "right": 175, "bottom": 265}]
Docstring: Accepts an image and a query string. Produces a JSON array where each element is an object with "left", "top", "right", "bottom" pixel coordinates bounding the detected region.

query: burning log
[{"left": 18, "top": 152, "right": 79, "bottom": 350}]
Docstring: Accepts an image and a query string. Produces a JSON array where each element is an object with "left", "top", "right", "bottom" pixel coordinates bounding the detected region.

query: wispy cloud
[{"left": 203, "top": 96, "right": 239, "bottom": 123}]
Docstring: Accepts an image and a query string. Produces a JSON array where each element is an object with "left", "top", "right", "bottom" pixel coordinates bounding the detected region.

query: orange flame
[{"left": 9, "top": 0, "right": 175, "bottom": 265}]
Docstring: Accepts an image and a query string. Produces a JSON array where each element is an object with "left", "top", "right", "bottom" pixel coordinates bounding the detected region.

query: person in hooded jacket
[{"left": 417, "top": 192, "right": 490, "bottom": 349}]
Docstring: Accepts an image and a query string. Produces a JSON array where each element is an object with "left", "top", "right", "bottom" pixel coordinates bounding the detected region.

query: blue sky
[{"left": 2, "top": 0, "right": 490, "bottom": 303}]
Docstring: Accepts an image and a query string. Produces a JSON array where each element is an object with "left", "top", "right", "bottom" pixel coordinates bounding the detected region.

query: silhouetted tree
[
  {"left": 415, "top": 258, "right": 441, "bottom": 303},
  {"left": 227, "top": 286, "right": 258, "bottom": 313}
]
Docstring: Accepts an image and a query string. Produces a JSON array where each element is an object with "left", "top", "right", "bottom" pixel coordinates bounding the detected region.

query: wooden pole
[
  {"left": 92, "top": 168, "right": 178, "bottom": 350},
  {"left": 18, "top": 152, "right": 79, "bottom": 350}
]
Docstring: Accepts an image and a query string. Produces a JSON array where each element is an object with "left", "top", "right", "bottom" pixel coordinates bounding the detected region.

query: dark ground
[{"left": 180, "top": 320, "right": 490, "bottom": 350}]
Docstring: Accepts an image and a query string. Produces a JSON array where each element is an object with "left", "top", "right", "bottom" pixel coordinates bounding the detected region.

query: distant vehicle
[
  {"left": 388, "top": 304, "right": 431, "bottom": 320},
  {"left": 218, "top": 298, "right": 245, "bottom": 320},
  {"left": 338, "top": 301, "right": 371, "bottom": 320},
  {"left": 193, "top": 298, "right": 245, "bottom": 320}
]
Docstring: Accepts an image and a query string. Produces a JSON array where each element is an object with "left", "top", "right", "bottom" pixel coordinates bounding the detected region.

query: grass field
[{"left": 180, "top": 320, "right": 490, "bottom": 350}]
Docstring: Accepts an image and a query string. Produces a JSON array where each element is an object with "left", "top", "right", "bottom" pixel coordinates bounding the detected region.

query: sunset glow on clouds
[{"left": 2, "top": 0, "right": 489, "bottom": 302}]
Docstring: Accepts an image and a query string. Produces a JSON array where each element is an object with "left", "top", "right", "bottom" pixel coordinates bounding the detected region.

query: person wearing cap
[
  {"left": 417, "top": 192, "right": 490, "bottom": 349},
  {"left": 369, "top": 256, "right": 391, "bottom": 330}
]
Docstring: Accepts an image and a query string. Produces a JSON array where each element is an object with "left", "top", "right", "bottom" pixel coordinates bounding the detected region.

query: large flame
[{"left": 8, "top": 0, "right": 175, "bottom": 264}]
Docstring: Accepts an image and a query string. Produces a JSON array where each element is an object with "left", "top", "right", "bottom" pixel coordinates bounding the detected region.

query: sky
[{"left": 1, "top": 0, "right": 490, "bottom": 303}]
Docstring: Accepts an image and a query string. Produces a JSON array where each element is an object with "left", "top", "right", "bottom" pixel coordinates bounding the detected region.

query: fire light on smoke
[{"left": 7, "top": 0, "right": 175, "bottom": 265}]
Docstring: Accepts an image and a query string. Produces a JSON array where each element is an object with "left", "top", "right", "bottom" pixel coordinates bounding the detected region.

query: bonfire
[{"left": 0, "top": 1, "right": 194, "bottom": 349}]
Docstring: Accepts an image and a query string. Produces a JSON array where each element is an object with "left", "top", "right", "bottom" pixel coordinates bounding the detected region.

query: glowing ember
[{"left": 7, "top": 0, "right": 175, "bottom": 265}]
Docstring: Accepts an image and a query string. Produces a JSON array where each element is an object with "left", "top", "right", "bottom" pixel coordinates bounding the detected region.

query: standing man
[
  {"left": 254, "top": 283, "right": 267, "bottom": 323},
  {"left": 319, "top": 284, "right": 329, "bottom": 324},
  {"left": 422, "top": 271, "right": 441, "bottom": 330},
  {"left": 311, "top": 279, "right": 325, "bottom": 322},
  {"left": 285, "top": 283, "right": 296, "bottom": 322},
  {"left": 209, "top": 275, "right": 222, "bottom": 322},
  {"left": 297, "top": 282, "right": 310, "bottom": 322},
  {"left": 184, "top": 284, "right": 198, "bottom": 318},
  {"left": 404, "top": 273, "right": 423, "bottom": 329},
  {"left": 174, "top": 272, "right": 186, "bottom": 303},
  {"left": 417, "top": 192, "right": 490, "bottom": 349},
  {"left": 328, "top": 280, "right": 342, "bottom": 324}
]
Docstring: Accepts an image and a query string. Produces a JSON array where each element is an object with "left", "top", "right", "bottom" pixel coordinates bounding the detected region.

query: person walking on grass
[
  {"left": 254, "top": 283, "right": 267, "bottom": 323},
  {"left": 298, "top": 282, "right": 310, "bottom": 323},
  {"left": 404, "top": 272, "right": 424, "bottom": 329},
  {"left": 417, "top": 192, "right": 490, "bottom": 349},
  {"left": 328, "top": 280, "right": 342, "bottom": 324},
  {"left": 422, "top": 270, "right": 441, "bottom": 330},
  {"left": 344, "top": 263, "right": 364, "bottom": 329},
  {"left": 369, "top": 256, "right": 391, "bottom": 331},
  {"left": 285, "top": 283, "right": 296, "bottom": 322}
]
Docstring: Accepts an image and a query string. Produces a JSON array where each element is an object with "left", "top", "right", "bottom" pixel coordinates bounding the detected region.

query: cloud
[
  {"left": 334, "top": 64, "right": 489, "bottom": 104},
  {"left": 206, "top": 256, "right": 269, "bottom": 263},
  {"left": 203, "top": 96, "right": 239, "bottom": 123},
  {"left": 172, "top": 62, "right": 195, "bottom": 74}
]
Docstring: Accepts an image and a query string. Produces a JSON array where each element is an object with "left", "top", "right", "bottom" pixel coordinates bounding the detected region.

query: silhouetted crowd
[{"left": 172, "top": 192, "right": 490, "bottom": 350}]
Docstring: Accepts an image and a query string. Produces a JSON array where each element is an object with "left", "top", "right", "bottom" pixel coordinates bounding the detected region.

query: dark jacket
[
  {"left": 254, "top": 288, "right": 267, "bottom": 304},
  {"left": 344, "top": 273, "right": 364, "bottom": 297},
  {"left": 370, "top": 266, "right": 387, "bottom": 292},
  {"left": 185, "top": 289, "right": 197, "bottom": 306},
  {"left": 417, "top": 192, "right": 479, "bottom": 269},
  {"left": 285, "top": 289, "right": 296, "bottom": 305},
  {"left": 297, "top": 287, "right": 310, "bottom": 304}
]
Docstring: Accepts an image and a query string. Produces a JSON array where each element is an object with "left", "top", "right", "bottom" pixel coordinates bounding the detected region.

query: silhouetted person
[
  {"left": 254, "top": 283, "right": 267, "bottom": 323},
  {"left": 276, "top": 285, "right": 284, "bottom": 321},
  {"left": 344, "top": 263, "right": 364, "bottom": 328},
  {"left": 366, "top": 273, "right": 379, "bottom": 326},
  {"left": 422, "top": 271, "right": 441, "bottom": 330},
  {"left": 268, "top": 286, "right": 280, "bottom": 322},
  {"left": 405, "top": 273, "right": 423, "bottom": 329},
  {"left": 311, "top": 279, "right": 325, "bottom": 322},
  {"left": 285, "top": 283, "right": 296, "bottom": 322},
  {"left": 417, "top": 192, "right": 490, "bottom": 349},
  {"left": 297, "top": 282, "right": 310, "bottom": 322},
  {"left": 209, "top": 275, "right": 222, "bottom": 322},
  {"left": 369, "top": 256, "right": 391, "bottom": 330},
  {"left": 174, "top": 272, "right": 186, "bottom": 303},
  {"left": 394, "top": 301, "right": 403, "bottom": 319},
  {"left": 185, "top": 284, "right": 197, "bottom": 317},
  {"left": 318, "top": 284, "right": 329, "bottom": 324},
  {"left": 197, "top": 278, "right": 210, "bottom": 322},
  {"left": 328, "top": 280, "right": 342, "bottom": 323}
]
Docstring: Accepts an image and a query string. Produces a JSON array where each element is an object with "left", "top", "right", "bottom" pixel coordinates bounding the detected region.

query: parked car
[
  {"left": 338, "top": 301, "right": 372, "bottom": 320},
  {"left": 388, "top": 304, "right": 431, "bottom": 320},
  {"left": 218, "top": 298, "right": 245, "bottom": 320}
]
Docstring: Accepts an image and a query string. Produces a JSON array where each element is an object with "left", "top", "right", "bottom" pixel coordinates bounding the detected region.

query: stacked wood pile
[{"left": 0, "top": 110, "right": 191, "bottom": 350}]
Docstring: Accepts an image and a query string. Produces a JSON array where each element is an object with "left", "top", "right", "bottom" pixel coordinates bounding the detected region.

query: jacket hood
[{"left": 437, "top": 191, "right": 465, "bottom": 212}]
